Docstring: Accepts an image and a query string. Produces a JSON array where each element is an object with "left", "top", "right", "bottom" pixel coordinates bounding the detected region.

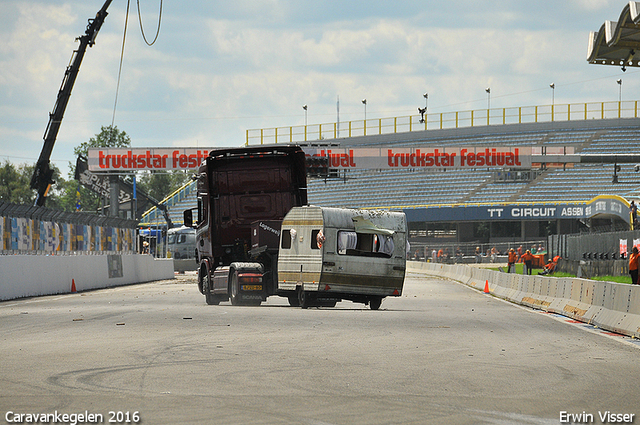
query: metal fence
[
  {"left": 410, "top": 231, "right": 640, "bottom": 263},
  {"left": 408, "top": 240, "right": 547, "bottom": 263},
  {"left": 0, "top": 201, "right": 138, "bottom": 255},
  {"left": 548, "top": 230, "right": 640, "bottom": 262},
  {"left": 247, "top": 100, "right": 640, "bottom": 145},
  {"left": 547, "top": 231, "right": 640, "bottom": 277}
]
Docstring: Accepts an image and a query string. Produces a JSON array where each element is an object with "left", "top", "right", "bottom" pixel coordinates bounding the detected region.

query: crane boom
[{"left": 31, "top": 0, "right": 113, "bottom": 206}]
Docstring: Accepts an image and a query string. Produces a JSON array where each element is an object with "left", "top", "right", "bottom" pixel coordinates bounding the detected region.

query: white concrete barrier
[
  {"left": 0, "top": 254, "right": 174, "bottom": 301},
  {"left": 408, "top": 261, "right": 640, "bottom": 338}
]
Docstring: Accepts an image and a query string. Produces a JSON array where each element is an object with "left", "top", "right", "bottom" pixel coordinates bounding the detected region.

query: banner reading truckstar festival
[
  {"left": 302, "top": 146, "right": 532, "bottom": 170},
  {"left": 87, "top": 148, "right": 212, "bottom": 171},
  {"left": 87, "top": 146, "right": 533, "bottom": 171}
]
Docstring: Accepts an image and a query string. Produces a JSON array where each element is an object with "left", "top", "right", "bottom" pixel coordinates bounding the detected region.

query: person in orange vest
[
  {"left": 521, "top": 250, "right": 534, "bottom": 275},
  {"left": 507, "top": 248, "right": 518, "bottom": 273},
  {"left": 629, "top": 246, "right": 640, "bottom": 285},
  {"left": 539, "top": 259, "right": 556, "bottom": 275}
]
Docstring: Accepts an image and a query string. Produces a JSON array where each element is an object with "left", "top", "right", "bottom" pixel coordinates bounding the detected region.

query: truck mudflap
[{"left": 229, "top": 262, "right": 265, "bottom": 306}]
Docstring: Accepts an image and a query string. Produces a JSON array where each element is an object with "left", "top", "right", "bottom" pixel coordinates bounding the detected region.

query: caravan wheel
[
  {"left": 369, "top": 297, "right": 382, "bottom": 310},
  {"left": 297, "top": 286, "right": 310, "bottom": 309}
]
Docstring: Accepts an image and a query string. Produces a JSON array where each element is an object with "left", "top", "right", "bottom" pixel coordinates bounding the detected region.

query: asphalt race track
[{"left": 1, "top": 271, "right": 639, "bottom": 425}]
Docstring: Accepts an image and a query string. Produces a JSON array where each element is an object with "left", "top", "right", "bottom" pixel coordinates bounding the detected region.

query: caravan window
[
  {"left": 337, "top": 231, "right": 358, "bottom": 254},
  {"left": 311, "top": 229, "right": 323, "bottom": 250},
  {"left": 337, "top": 231, "right": 394, "bottom": 258},
  {"left": 281, "top": 230, "right": 292, "bottom": 249},
  {"left": 376, "top": 234, "right": 395, "bottom": 256}
]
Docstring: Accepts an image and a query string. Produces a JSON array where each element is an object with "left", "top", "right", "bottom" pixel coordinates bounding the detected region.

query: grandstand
[
  {"left": 141, "top": 178, "right": 197, "bottom": 228},
  {"left": 140, "top": 116, "right": 640, "bottom": 249},
  {"left": 306, "top": 119, "right": 640, "bottom": 207}
]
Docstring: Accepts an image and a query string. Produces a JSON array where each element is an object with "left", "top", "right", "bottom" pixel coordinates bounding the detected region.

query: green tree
[
  {"left": 0, "top": 161, "right": 32, "bottom": 204},
  {"left": 0, "top": 161, "right": 71, "bottom": 208},
  {"left": 69, "top": 125, "right": 132, "bottom": 212},
  {"left": 73, "top": 125, "right": 131, "bottom": 159},
  {"left": 54, "top": 179, "right": 89, "bottom": 212},
  {"left": 137, "top": 170, "right": 191, "bottom": 202}
]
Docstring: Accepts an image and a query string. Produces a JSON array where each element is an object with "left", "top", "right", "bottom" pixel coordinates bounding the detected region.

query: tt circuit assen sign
[
  {"left": 87, "top": 146, "right": 533, "bottom": 172},
  {"left": 404, "top": 196, "right": 630, "bottom": 224}
]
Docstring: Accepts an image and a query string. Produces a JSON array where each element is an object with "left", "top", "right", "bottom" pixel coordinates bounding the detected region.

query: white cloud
[
  {"left": 0, "top": 0, "right": 635, "bottom": 179},
  {"left": 568, "top": 0, "right": 616, "bottom": 11},
  {"left": 2, "top": 4, "right": 75, "bottom": 93}
]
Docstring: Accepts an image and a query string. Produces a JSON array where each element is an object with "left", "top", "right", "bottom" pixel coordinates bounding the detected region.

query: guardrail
[
  {"left": 0, "top": 254, "right": 174, "bottom": 301},
  {"left": 246, "top": 100, "right": 640, "bottom": 145},
  {"left": 408, "top": 261, "right": 640, "bottom": 338},
  {"left": 0, "top": 201, "right": 137, "bottom": 255}
]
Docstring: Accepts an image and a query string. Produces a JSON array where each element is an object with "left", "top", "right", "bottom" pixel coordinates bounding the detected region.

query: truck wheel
[
  {"left": 230, "top": 269, "right": 241, "bottom": 306},
  {"left": 197, "top": 265, "right": 208, "bottom": 295},
  {"left": 298, "top": 286, "right": 310, "bottom": 309},
  {"left": 369, "top": 297, "right": 382, "bottom": 310}
]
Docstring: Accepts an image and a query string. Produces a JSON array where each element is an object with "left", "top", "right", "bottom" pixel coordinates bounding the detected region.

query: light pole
[
  {"left": 550, "top": 83, "right": 555, "bottom": 121},
  {"left": 303, "top": 104, "right": 308, "bottom": 126},
  {"left": 362, "top": 99, "right": 367, "bottom": 135},
  {"left": 419, "top": 92, "right": 428, "bottom": 124},
  {"left": 617, "top": 79, "right": 623, "bottom": 103},
  {"left": 485, "top": 88, "right": 490, "bottom": 125}
]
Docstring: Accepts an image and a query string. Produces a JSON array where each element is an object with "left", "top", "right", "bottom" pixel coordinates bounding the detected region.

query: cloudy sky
[{"left": 0, "top": 0, "right": 636, "bottom": 178}]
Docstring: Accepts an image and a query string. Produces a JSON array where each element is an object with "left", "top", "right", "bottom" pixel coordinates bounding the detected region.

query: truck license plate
[{"left": 241, "top": 285, "right": 263, "bottom": 291}]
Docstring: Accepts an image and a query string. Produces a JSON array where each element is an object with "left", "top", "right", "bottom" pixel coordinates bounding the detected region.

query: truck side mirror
[{"left": 184, "top": 209, "right": 193, "bottom": 228}]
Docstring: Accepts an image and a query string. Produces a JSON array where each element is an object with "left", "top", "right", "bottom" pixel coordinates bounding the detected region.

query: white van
[
  {"left": 167, "top": 226, "right": 196, "bottom": 259},
  {"left": 277, "top": 206, "right": 407, "bottom": 309}
]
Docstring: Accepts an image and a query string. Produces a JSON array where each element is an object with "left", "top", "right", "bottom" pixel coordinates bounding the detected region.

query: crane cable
[
  {"left": 111, "top": 0, "right": 130, "bottom": 127},
  {"left": 137, "top": 0, "right": 163, "bottom": 46},
  {"left": 111, "top": 0, "right": 163, "bottom": 126}
]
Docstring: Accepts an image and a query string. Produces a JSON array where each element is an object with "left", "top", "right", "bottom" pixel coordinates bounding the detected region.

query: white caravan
[{"left": 277, "top": 206, "right": 407, "bottom": 309}]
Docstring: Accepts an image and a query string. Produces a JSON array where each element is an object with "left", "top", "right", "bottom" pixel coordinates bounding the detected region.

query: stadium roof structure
[{"left": 587, "top": 1, "right": 640, "bottom": 70}]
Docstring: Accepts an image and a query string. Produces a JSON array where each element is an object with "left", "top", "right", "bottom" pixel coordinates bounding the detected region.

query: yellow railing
[{"left": 246, "top": 100, "right": 640, "bottom": 146}]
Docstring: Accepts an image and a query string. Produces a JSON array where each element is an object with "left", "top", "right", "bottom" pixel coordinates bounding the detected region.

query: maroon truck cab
[{"left": 185, "top": 145, "right": 308, "bottom": 305}]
